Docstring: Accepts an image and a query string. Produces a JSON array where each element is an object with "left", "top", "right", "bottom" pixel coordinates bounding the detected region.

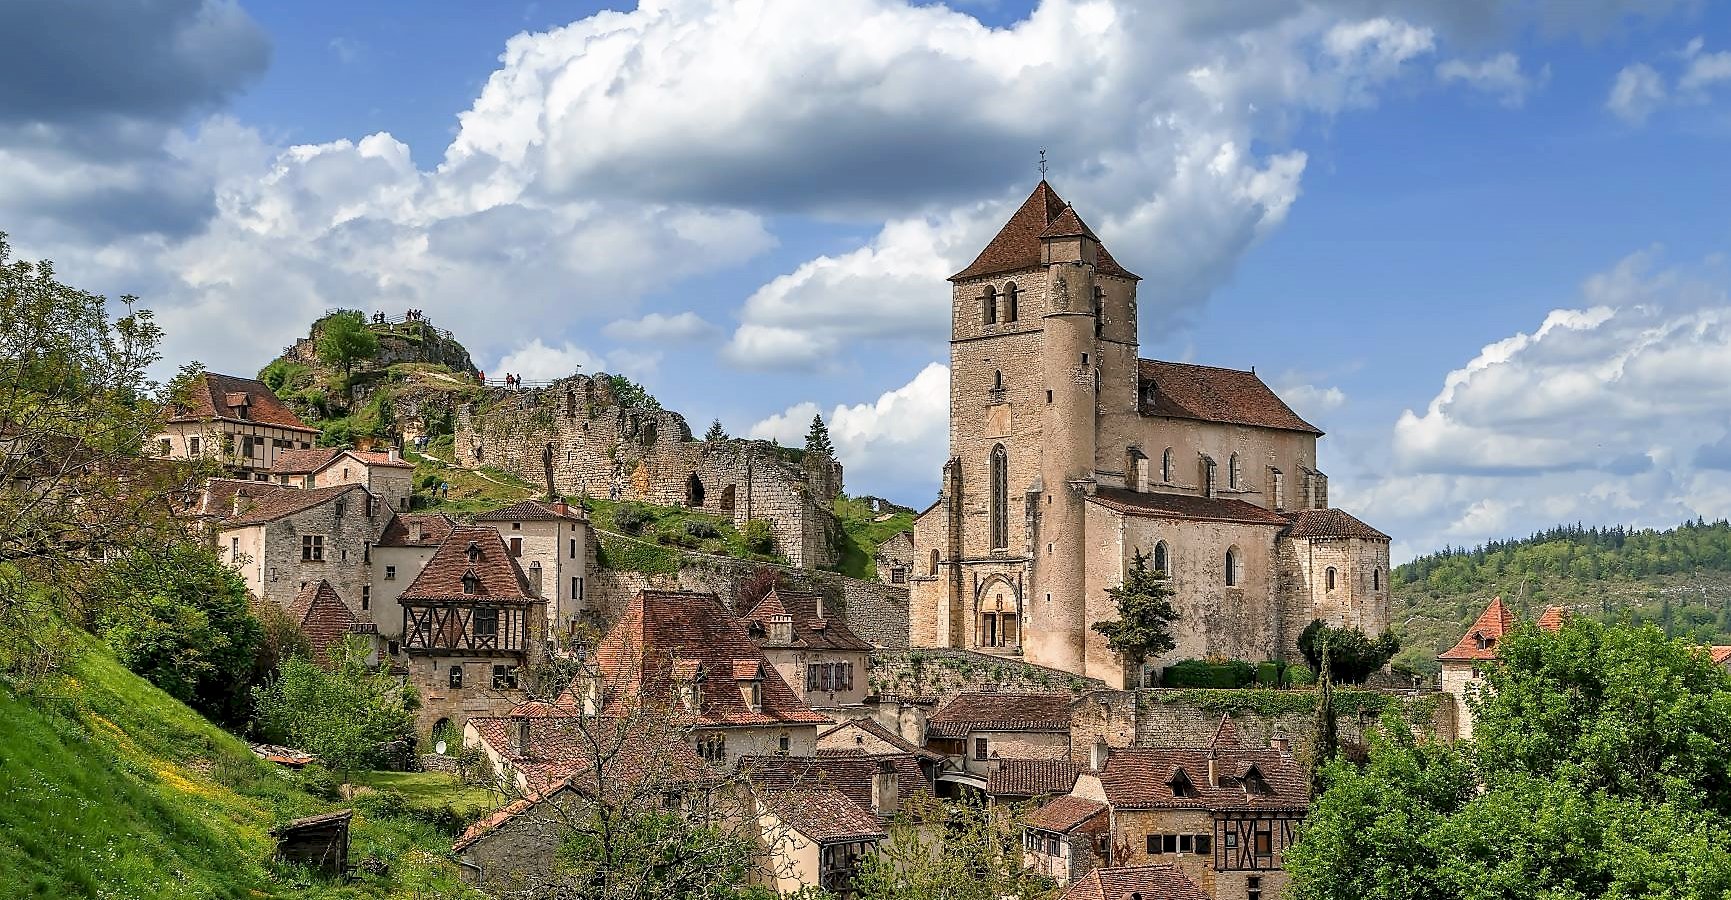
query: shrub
[
  {"left": 295, "top": 764, "right": 341, "bottom": 801},
  {"left": 684, "top": 519, "right": 721, "bottom": 539},
  {"left": 743, "top": 519, "right": 776, "bottom": 555},
  {"left": 1255, "top": 661, "right": 1282, "bottom": 686},
  {"left": 1162, "top": 659, "right": 1255, "bottom": 688},
  {"left": 655, "top": 528, "right": 700, "bottom": 549},
  {"left": 1286, "top": 664, "right": 1317, "bottom": 686},
  {"left": 1297, "top": 619, "right": 1402, "bottom": 684},
  {"left": 613, "top": 503, "right": 653, "bottom": 535}
]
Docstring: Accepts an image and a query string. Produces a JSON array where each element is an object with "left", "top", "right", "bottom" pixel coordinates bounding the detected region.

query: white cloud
[
  {"left": 1606, "top": 62, "right": 1666, "bottom": 124},
  {"left": 602, "top": 312, "right": 719, "bottom": 343},
  {"left": 1436, "top": 52, "right": 1548, "bottom": 107},
  {"left": 492, "top": 339, "right": 605, "bottom": 381},
  {"left": 750, "top": 363, "right": 951, "bottom": 499},
  {"left": 1279, "top": 383, "right": 1348, "bottom": 418},
  {"left": 1678, "top": 37, "right": 1731, "bottom": 96}
]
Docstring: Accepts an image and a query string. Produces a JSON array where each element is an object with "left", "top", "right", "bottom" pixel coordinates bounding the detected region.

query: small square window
[
  {"left": 1178, "top": 834, "right": 1193, "bottom": 853},
  {"left": 1195, "top": 834, "right": 1212, "bottom": 855},
  {"left": 385, "top": 565, "right": 396, "bottom": 580},
  {"left": 492, "top": 664, "right": 518, "bottom": 689},
  {"left": 1224, "top": 833, "right": 1238, "bottom": 849},
  {"left": 1146, "top": 835, "right": 1161, "bottom": 854},
  {"left": 448, "top": 666, "right": 463, "bottom": 689}
]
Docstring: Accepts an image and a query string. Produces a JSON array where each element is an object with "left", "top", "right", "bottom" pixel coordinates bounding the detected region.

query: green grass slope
[{"left": 0, "top": 636, "right": 480, "bottom": 900}]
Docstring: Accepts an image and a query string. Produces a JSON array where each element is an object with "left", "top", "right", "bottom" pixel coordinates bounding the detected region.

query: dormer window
[
  {"left": 1169, "top": 767, "right": 1197, "bottom": 798},
  {"left": 1243, "top": 765, "right": 1272, "bottom": 796},
  {"left": 466, "top": 541, "right": 481, "bottom": 563},
  {"left": 461, "top": 572, "right": 480, "bottom": 595},
  {"left": 1474, "top": 632, "right": 1494, "bottom": 651}
]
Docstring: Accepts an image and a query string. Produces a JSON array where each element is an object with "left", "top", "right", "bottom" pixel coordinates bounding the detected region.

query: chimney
[
  {"left": 515, "top": 716, "right": 531, "bottom": 758},
  {"left": 388, "top": 447, "right": 399, "bottom": 462},
  {"left": 408, "top": 520, "right": 423, "bottom": 543},
  {"left": 231, "top": 491, "right": 243, "bottom": 519},
  {"left": 552, "top": 499, "right": 569, "bottom": 517},
  {"left": 1207, "top": 750, "right": 1219, "bottom": 788},
  {"left": 871, "top": 759, "right": 899, "bottom": 815},
  {"left": 1271, "top": 735, "right": 1290, "bottom": 754}
]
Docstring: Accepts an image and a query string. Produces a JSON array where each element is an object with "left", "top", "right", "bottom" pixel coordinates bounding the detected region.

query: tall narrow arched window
[
  {"left": 1225, "top": 547, "right": 1241, "bottom": 587},
  {"left": 1326, "top": 567, "right": 1337, "bottom": 591},
  {"left": 930, "top": 549, "right": 940, "bottom": 575},
  {"left": 989, "top": 444, "right": 1009, "bottom": 550},
  {"left": 1161, "top": 448, "right": 1174, "bottom": 483},
  {"left": 1094, "top": 286, "right": 1105, "bottom": 338},
  {"left": 1373, "top": 567, "right": 1382, "bottom": 591},
  {"left": 1153, "top": 541, "right": 1168, "bottom": 575},
  {"left": 993, "top": 370, "right": 1004, "bottom": 392},
  {"left": 1229, "top": 453, "right": 1242, "bottom": 490},
  {"left": 1005, "top": 282, "right": 1019, "bottom": 322},
  {"left": 983, "top": 286, "right": 998, "bottom": 326}
]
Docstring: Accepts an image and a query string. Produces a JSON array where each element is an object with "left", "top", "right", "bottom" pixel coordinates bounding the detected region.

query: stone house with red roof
[
  {"left": 1037, "top": 715, "right": 1306, "bottom": 900},
  {"left": 910, "top": 181, "right": 1392, "bottom": 686},
  {"left": 287, "top": 579, "right": 374, "bottom": 667},
  {"left": 1023, "top": 794, "right": 1111, "bottom": 886},
  {"left": 1058, "top": 865, "right": 1211, "bottom": 900},
  {"left": 268, "top": 447, "right": 415, "bottom": 513},
  {"left": 1440, "top": 597, "right": 1567, "bottom": 738},
  {"left": 473, "top": 499, "right": 592, "bottom": 640},
  {"left": 924, "top": 691, "right": 1074, "bottom": 795},
  {"left": 743, "top": 588, "right": 873, "bottom": 709},
  {"left": 155, "top": 372, "right": 320, "bottom": 479},
  {"left": 368, "top": 512, "right": 456, "bottom": 653},
  {"left": 200, "top": 478, "right": 386, "bottom": 618}
]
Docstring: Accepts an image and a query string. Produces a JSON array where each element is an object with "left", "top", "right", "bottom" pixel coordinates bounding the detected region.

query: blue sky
[{"left": 5, "top": 0, "right": 1731, "bottom": 560}]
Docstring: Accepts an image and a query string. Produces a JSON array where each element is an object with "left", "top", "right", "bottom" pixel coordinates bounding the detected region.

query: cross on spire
[{"left": 1038, "top": 148, "right": 1048, "bottom": 178}]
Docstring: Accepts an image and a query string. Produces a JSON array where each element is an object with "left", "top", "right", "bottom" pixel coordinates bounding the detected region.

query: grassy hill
[
  {"left": 1391, "top": 518, "right": 1731, "bottom": 674},
  {"left": 0, "top": 634, "right": 487, "bottom": 899},
  {"left": 830, "top": 496, "right": 916, "bottom": 581}
]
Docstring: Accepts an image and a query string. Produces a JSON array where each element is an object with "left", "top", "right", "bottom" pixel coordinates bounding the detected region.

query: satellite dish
[{"left": 435, "top": 740, "right": 448, "bottom": 755}]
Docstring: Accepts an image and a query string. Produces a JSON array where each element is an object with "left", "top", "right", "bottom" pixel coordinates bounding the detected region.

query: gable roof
[
  {"left": 1086, "top": 488, "right": 1291, "bottom": 527},
  {"left": 473, "top": 498, "right": 586, "bottom": 523},
  {"left": 564, "top": 590, "right": 829, "bottom": 728},
  {"left": 1535, "top": 606, "right": 1569, "bottom": 632},
  {"left": 168, "top": 372, "right": 318, "bottom": 433},
  {"left": 1711, "top": 646, "right": 1731, "bottom": 665},
  {"left": 745, "top": 588, "right": 874, "bottom": 652},
  {"left": 397, "top": 525, "right": 538, "bottom": 604},
  {"left": 376, "top": 512, "right": 456, "bottom": 548},
  {"left": 760, "top": 789, "right": 886, "bottom": 844},
  {"left": 269, "top": 448, "right": 342, "bottom": 476},
  {"left": 950, "top": 181, "right": 1138, "bottom": 282},
  {"left": 1209, "top": 713, "right": 1241, "bottom": 750},
  {"left": 987, "top": 758, "right": 1080, "bottom": 798},
  {"left": 740, "top": 753, "right": 930, "bottom": 810},
  {"left": 1025, "top": 795, "right": 1109, "bottom": 835},
  {"left": 213, "top": 482, "right": 371, "bottom": 528},
  {"left": 1060, "top": 865, "right": 1211, "bottom": 900},
  {"left": 1096, "top": 746, "right": 1307, "bottom": 813},
  {"left": 818, "top": 717, "right": 939, "bottom": 761},
  {"left": 1438, "top": 597, "right": 1518, "bottom": 662},
  {"left": 1138, "top": 359, "right": 1321, "bottom": 434},
  {"left": 926, "top": 691, "right": 1072, "bottom": 739},
  {"left": 1283, "top": 508, "right": 1390, "bottom": 541},
  {"left": 467, "top": 713, "right": 715, "bottom": 796},
  {"left": 287, "top": 580, "right": 361, "bottom": 666}
]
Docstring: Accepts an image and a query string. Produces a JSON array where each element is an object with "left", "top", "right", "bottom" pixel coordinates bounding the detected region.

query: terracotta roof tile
[
  {"left": 745, "top": 589, "right": 874, "bottom": 652},
  {"left": 1025, "top": 795, "right": 1109, "bottom": 834},
  {"left": 398, "top": 525, "right": 538, "bottom": 604},
  {"left": 1060, "top": 865, "right": 1211, "bottom": 900},
  {"left": 213, "top": 482, "right": 371, "bottom": 527},
  {"left": 926, "top": 691, "right": 1072, "bottom": 739},
  {"left": 1283, "top": 508, "right": 1390, "bottom": 541},
  {"left": 1087, "top": 488, "right": 1291, "bottom": 527},
  {"left": 740, "top": 753, "right": 930, "bottom": 809},
  {"left": 1097, "top": 747, "right": 1307, "bottom": 812},
  {"left": 468, "top": 713, "right": 715, "bottom": 796},
  {"left": 1712, "top": 646, "right": 1731, "bottom": 665},
  {"left": 987, "top": 758, "right": 1079, "bottom": 798},
  {"left": 950, "top": 181, "right": 1138, "bottom": 281},
  {"left": 168, "top": 372, "right": 318, "bottom": 433},
  {"left": 1536, "top": 606, "right": 1569, "bottom": 632},
  {"left": 473, "top": 499, "right": 586, "bottom": 522},
  {"left": 562, "top": 590, "right": 830, "bottom": 728},
  {"left": 1138, "top": 359, "right": 1321, "bottom": 434},
  {"left": 269, "top": 448, "right": 341, "bottom": 475},
  {"left": 818, "top": 717, "right": 939, "bottom": 760},
  {"left": 761, "top": 789, "right": 886, "bottom": 844},
  {"left": 376, "top": 512, "right": 456, "bottom": 548},
  {"left": 453, "top": 793, "right": 540, "bottom": 851},
  {"left": 288, "top": 580, "right": 359, "bottom": 667},
  {"left": 1438, "top": 598, "right": 1518, "bottom": 662}
]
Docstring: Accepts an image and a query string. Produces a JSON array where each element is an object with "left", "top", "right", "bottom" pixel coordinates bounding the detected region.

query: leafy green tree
[
  {"left": 252, "top": 637, "right": 418, "bottom": 775},
  {"left": 607, "top": 373, "right": 661, "bottom": 410},
  {"left": 1091, "top": 551, "right": 1179, "bottom": 685},
  {"left": 853, "top": 797, "right": 1056, "bottom": 900},
  {"left": 804, "top": 413, "right": 835, "bottom": 456},
  {"left": 742, "top": 519, "right": 776, "bottom": 555},
  {"left": 95, "top": 542, "right": 263, "bottom": 728},
  {"left": 314, "top": 309, "right": 379, "bottom": 382},
  {"left": 705, "top": 419, "right": 728, "bottom": 442},
  {"left": 1297, "top": 619, "right": 1400, "bottom": 684},
  {"left": 554, "top": 806, "right": 768, "bottom": 900}
]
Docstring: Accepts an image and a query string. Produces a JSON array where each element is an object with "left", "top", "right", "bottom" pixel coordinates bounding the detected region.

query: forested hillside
[{"left": 1391, "top": 518, "right": 1731, "bottom": 673}]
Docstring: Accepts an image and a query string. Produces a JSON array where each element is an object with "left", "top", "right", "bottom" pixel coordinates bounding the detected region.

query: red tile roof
[
  {"left": 1060, "top": 865, "right": 1211, "bottom": 900},
  {"left": 169, "top": 372, "right": 318, "bottom": 433},
  {"left": 1096, "top": 746, "right": 1307, "bottom": 812},
  {"left": 926, "top": 691, "right": 1073, "bottom": 739},
  {"left": 760, "top": 789, "right": 886, "bottom": 844},
  {"left": 213, "top": 482, "right": 371, "bottom": 527},
  {"left": 473, "top": 499, "right": 586, "bottom": 523},
  {"left": 398, "top": 525, "right": 538, "bottom": 604},
  {"left": 1536, "top": 606, "right": 1569, "bottom": 632},
  {"left": 818, "top": 717, "right": 939, "bottom": 761},
  {"left": 1438, "top": 598, "right": 1518, "bottom": 662},
  {"left": 376, "top": 512, "right": 456, "bottom": 548},
  {"left": 269, "top": 448, "right": 341, "bottom": 475},
  {"left": 1025, "top": 795, "right": 1109, "bottom": 834},
  {"left": 288, "top": 580, "right": 360, "bottom": 667},
  {"left": 1138, "top": 359, "right": 1321, "bottom": 434},
  {"left": 1283, "top": 508, "right": 1390, "bottom": 541},
  {"left": 740, "top": 753, "right": 930, "bottom": 810},
  {"left": 468, "top": 713, "right": 715, "bottom": 796},
  {"left": 950, "top": 181, "right": 1138, "bottom": 282},
  {"left": 745, "top": 589, "right": 874, "bottom": 652},
  {"left": 453, "top": 793, "right": 541, "bottom": 851},
  {"left": 563, "top": 590, "right": 830, "bottom": 728},
  {"left": 1712, "top": 646, "right": 1731, "bottom": 665},
  {"left": 1086, "top": 488, "right": 1291, "bottom": 527},
  {"left": 987, "top": 758, "right": 1080, "bottom": 798}
]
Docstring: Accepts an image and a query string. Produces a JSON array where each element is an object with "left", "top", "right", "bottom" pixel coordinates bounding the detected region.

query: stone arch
[
  {"left": 1004, "top": 281, "right": 1019, "bottom": 321},
  {"left": 983, "top": 285, "right": 998, "bottom": 325},
  {"left": 1373, "top": 567, "right": 1382, "bottom": 591},
  {"left": 929, "top": 548, "right": 940, "bottom": 575},
  {"left": 1225, "top": 545, "right": 1242, "bottom": 587},
  {"left": 973, "top": 575, "right": 1022, "bottom": 650},
  {"left": 686, "top": 473, "right": 705, "bottom": 508},
  {"left": 1326, "top": 566, "right": 1337, "bottom": 591},
  {"left": 1153, "top": 540, "right": 1169, "bottom": 575},
  {"left": 719, "top": 483, "right": 737, "bottom": 516}
]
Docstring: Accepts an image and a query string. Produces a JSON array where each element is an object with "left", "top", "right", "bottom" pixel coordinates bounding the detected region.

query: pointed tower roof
[
  {"left": 1439, "top": 597, "right": 1519, "bottom": 662},
  {"left": 950, "top": 181, "right": 1139, "bottom": 282},
  {"left": 1535, "top": 605, "right": 1568, "bottom": 632}
]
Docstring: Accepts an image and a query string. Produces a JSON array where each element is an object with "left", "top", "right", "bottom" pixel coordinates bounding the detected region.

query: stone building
[
  {"left": 201, "top": 478, "right": 386, "bottom": 616},
  {"left": 473, "top": 499, "right": 592, "bottom": 639},
  {"left": 1044, "top": 716, "right": 1306, "bottom": 900},
  {"left": 369, "top": 512, "right": 456, "bottom": 653},
  {"left": 155, "top": 372, "right": 320, "bottom": 479},
  {"left": 910, "top": 181, "right": 1392, "bottom": 686},
  {"left": 269, "top": 447, "right": 415, "bottom": 513},
  {"left": 1023, "top": 795, "right": 1110, "bottom": 887},
  {"left": 287, "top": 579, "right": 374, "bottom": 667},
  {"left": 923, "top": 691, "right": 1074, "bottom": 795},
  {"left": 398, "top": 525, "right": 544, "bottom": 736},
  {"left": 1438, "top": 598, "right": 1566, "bottom": 739},
  {"left": 454, "top": 373, "right": 843, "bottom": 568},
  {"left": 875, "top": 531, "right": 914, "bottom": 586},
  {"left": 742, "top": 588, "right": 873, "bottom": 709},
  {"left": 1057, "top": 865, "right": 1211, "bottom": 900}
]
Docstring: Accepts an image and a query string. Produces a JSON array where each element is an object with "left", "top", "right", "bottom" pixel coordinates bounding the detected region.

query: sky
[{"left": 5, "top": 0, "right": 1731, "bottom": 561}]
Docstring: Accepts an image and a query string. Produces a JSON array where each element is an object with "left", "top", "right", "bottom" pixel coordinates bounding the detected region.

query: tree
[
  {"left": 314, "top": 309, "right": 379, "bottom": 383},
  {"left": 804, "top": 414, "right": 834, "bottom": 456},
  {"left": 252, "top": 637, "right": 419, "bottom": 776},
  {"left": 853, "top": 796, "right": 1056, "bottom": 900},
  {"left": 705, "top": 419, "right": 728, "bottom": 442},
  {"left": 607, "top": 373, "right": 661, "bottom": 410},
  {"left": 1297, "top": 619, "right": 1400, "bottom": 684},
  {"left": 95, "top": 541, "right": 263, "bottom": 728},
  {"left": 1091, "top": 551, "right": 1179, "bottom": 685}
]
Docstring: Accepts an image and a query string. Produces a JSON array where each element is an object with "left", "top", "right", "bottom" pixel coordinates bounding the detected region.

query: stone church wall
[{"left": 455, "top": 373, "right": 843, "bottom": 568}]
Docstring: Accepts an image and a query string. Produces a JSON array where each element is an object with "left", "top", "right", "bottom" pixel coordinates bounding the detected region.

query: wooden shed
[{"left": 272, "top": 809, "right": 352, "bottom": 876}]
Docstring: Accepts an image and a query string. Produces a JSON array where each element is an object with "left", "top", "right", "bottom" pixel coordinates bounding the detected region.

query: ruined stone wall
[
  {"left": 289, "top": 316, "right": 479, "bottom": 377},
  {"left": 866, "top": 648, "right": 1104, "bottom": 709},
  {"left": 455, "top": 373, "right": 842, "bottom": 568}
]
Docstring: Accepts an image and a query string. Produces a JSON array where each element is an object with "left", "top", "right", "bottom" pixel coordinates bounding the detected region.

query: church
[{"left": 909, "top": 181, "right": 1392, "bottom": 688}]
